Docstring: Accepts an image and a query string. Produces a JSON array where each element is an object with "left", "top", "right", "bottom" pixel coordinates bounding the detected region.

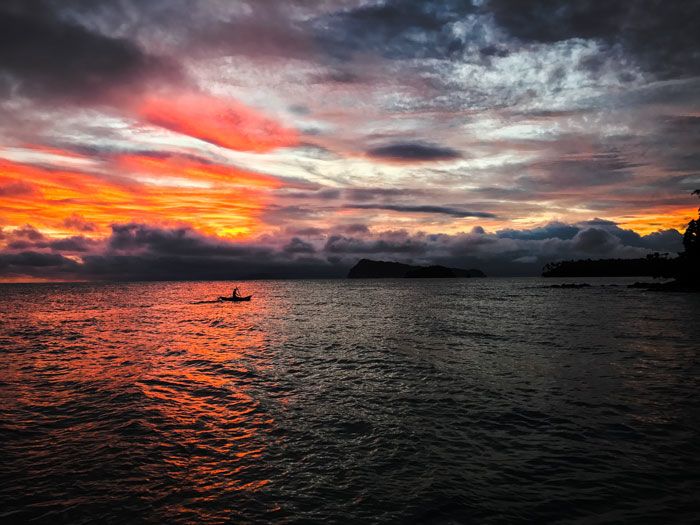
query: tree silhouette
[{"left": 677, "top": 190, "right": 700, "bottom": 285}]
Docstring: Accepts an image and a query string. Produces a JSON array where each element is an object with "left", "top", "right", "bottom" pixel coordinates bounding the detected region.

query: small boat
[{"left": 218, "top": 295, "right": 252, "bottom": 302}]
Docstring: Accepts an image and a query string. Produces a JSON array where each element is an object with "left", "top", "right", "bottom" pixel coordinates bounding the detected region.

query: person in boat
[{"left": 231, "top": 287, "right": 241, "bottom": 298}]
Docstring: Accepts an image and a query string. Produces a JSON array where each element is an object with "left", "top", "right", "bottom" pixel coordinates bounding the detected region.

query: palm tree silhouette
[{"left": 677, "top": 190, "right": 700, "bottom": 285}]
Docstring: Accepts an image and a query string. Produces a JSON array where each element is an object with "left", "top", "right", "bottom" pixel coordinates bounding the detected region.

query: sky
[{"left": 1, "top": 0, "right": 699, "bottom": 281}]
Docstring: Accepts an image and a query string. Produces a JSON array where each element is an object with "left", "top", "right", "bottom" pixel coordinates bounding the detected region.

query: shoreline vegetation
[{"left": 542, "top": 191, "right": 700, "bottom": 292}]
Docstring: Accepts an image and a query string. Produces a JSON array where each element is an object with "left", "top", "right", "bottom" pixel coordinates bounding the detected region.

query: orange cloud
[
  {"left": 0, "top": 154, "right": 278, "bottom": 239},
  {"left": 615, "top": 209, "right": 695, "bottom": 235},
  {"left": 117, "top": 154, "right": 283, "bottom": 189},
  {"left": 139, "top": 92, "right": 298, "bottom": 152}
]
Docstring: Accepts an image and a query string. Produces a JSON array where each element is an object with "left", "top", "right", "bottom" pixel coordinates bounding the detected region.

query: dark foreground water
[{"left": 1, "top": 278, "right": 699, "bottom": 524}]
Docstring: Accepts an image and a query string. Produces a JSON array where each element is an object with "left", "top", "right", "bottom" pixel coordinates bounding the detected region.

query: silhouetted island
[{"left": 348, "top": 259, "right": 486, "bottom": 278}]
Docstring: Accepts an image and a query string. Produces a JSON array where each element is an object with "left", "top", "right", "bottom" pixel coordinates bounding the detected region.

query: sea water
[{"left": 1, "top": 278, "right": 699, "bottom": 523}]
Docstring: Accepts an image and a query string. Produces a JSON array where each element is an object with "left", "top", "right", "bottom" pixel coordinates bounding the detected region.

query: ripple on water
[{"left": 0, "top": 278, "right": 699, "bottom": 523}]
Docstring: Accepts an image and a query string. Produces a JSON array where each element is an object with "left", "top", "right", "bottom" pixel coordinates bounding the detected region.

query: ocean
[{"left": 1, "top": 278, "right": 699, "bottom": 524}]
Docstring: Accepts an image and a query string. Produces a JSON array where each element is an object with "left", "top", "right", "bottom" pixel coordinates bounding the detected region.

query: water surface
[{"left": 1, "top": 278, "right": 699, "bottom": 523}]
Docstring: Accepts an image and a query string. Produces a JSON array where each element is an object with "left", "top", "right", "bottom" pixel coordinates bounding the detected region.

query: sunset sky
[{"left": 1, "top": 0, "right": 699, "bottom": 280}]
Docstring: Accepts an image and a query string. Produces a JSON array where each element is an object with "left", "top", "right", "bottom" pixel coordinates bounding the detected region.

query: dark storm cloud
[
  {"left": 48, "top": 237, "right": 99, "bottom": 253},
  {"left": 347, "top": 204, "right": 496, "bottom": 219},
  {"left": 86, "top": 223, "right": 342, "bottom": 280},
  {"left": 487, "top": 0, "right": 700, "bottom": 78},
  {"left": 11, "top": 225, "right": 45, "bottom": 241},
  {"left": 0, "top": 219, "right": 686, "bottom": 280},
  {"left": 577, "top": 219, "right": 684, "bottom": 252},
  {"left": 78, "top": 253, "right": 344, "bottom": 281},
  {"left": 0, "top": 251, "right": 80, "bottom": 280},
  {"left": 324, "top": 235, "right": 427, "bottom": 255},
  {"left": 0, "top": 251, "right": 60, "bottom": 267},
  {"left": 0, "top": 2, "right": 179, "bottom": 102},
  {"left": 3, "top": 226, "right": 99, "bottom": 252},
  {"left": 0, "top": 223, "right": 342, "bottom": 280},
  {"left": 19, "top": 0, "right": 320, "bottom": 65},
  {"left": 315, "top": 0, "right": 477, "bottom": 59},
  {"left": 367, "top": 142, "right": 462, "bottom": 162},
  {"left": 283, "top": 237, "right": 316, "bottom": 254},
  {"left": 498, "top": 222, "right": 580, "bottom": 241},
  {"left": 499, "top": 219, "right": 683, "bottom": 254},
  {"left": 487, "top": 1, "right": 624, "bottom": 43},
  {"left": 108, "top": 224, "right": 271, "bottom": 258},
  {"left": 570, "top": 228, "right": 619, "bottom": 255},
  {"left": 640, "top": 229, "right": 689, "bottom": 253},
  {"left": 338, "top": 224, "right": 371, "bottom": 235},
  {"left": 285, "top": 226, "right": 325, "bottom": 237}
]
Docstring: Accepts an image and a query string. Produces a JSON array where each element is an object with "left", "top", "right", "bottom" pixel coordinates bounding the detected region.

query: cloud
[
  {"left": 1, "top": 225, "right": 99, "bottom": 253},
  {"left": 315, "top": 0, "right": 478, "bottom": 60},
  {"left": 347, "top": 204, "right": 496, "bottom": 218},
  {"left": 498, "top": 222, "right": 579, "bottom": 241},
  {"left": 487, "top": 0, "right": 700, "bottom": 79},
  {"left": 518, "top": 152, "right": 637, "bottom": 191},
  {"left": 338, "top": 223, "right": 371, "bottom": 235},
  {"left": 0, "top": 0, "right": 697, "bottom": 265},
  {"left": 279, "top": 188, "right": 342, "bottom": 200},
  {"left": 345, "top": 188, "right": 426, "bottom": 201},
  {"left": 487, "top": 1, "right": 624, "bottom": 44},
  {"left": 576, "top": 219, "right": 684, "bottom": 252},
  {"left": 63, "top": 213, "right": 97, "bottom": 232},
  {"left": 10, "top": 225, "right": 45, "bottom": 241},
  {"left": 117, "top": 153, "right": 285, "bottom": 188},
  {"left": 0, "top": 219, "right": 687, "bottom": 281},
  {"left": 0, "top": 181, "right": 36, "bottom": 197},
  {"left": 324, "top": 235, "right": 427, "bottom": 255},
  {"left": 0, "top": 3, "right": 180, "bottom": 102},
  {"left": 285, "top": 226, "right": 325, "bottom": 236},
  {"left": 367, "top": 142, "right": 462, "bottom": 162},
  {"left": 0, "top": 251, "right": 81, "bottom": 281},
  {"left": 570, "top": 228, "right": 620, "bottom": 254},
  {"left": 107, "top": 223, "right": 271, "bottom": 258},
  {"left": 283, "top": 237, "right": 316, "bottom": 254},
  {"left": 138, "top": 92, "right": 298, "bottom": 153}
]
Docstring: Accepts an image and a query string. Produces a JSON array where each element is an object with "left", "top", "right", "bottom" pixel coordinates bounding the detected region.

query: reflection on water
[{"left": 1, "top": 278, "right": 699, "bottom": 523}]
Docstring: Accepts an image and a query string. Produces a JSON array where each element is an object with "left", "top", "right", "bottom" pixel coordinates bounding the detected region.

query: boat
[{"left": 218, "top": 295, "right": 252, "bottom": 302}]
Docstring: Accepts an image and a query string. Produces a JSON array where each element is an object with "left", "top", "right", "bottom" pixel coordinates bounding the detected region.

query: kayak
[{"left": 218, "top": 295, "right": 252, "bottom": 302}]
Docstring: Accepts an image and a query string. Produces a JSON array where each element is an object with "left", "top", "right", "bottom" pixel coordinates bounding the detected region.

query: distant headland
[
  {"left": 348, "top": 259, "right": 486, "bottom": 279},
  {"left": 542, "top": 190, "right": 699, "bottom": 291},
  {"left": 542, "top": 255, "right": 675, "bottom": 278}
]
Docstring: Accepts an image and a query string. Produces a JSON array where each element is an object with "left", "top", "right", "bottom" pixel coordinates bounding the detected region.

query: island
[{"left": 348, "top": 259, "right": 486, "bottom": 279}]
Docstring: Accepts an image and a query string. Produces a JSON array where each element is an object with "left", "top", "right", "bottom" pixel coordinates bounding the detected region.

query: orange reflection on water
[{"left": 0, "top": 282, "right": 282, "bottom": 520}]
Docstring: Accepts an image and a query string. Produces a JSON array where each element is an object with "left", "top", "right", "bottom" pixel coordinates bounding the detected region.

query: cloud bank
[{"left": 0, "top": 220, "right": 683, "bottom": 281}]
